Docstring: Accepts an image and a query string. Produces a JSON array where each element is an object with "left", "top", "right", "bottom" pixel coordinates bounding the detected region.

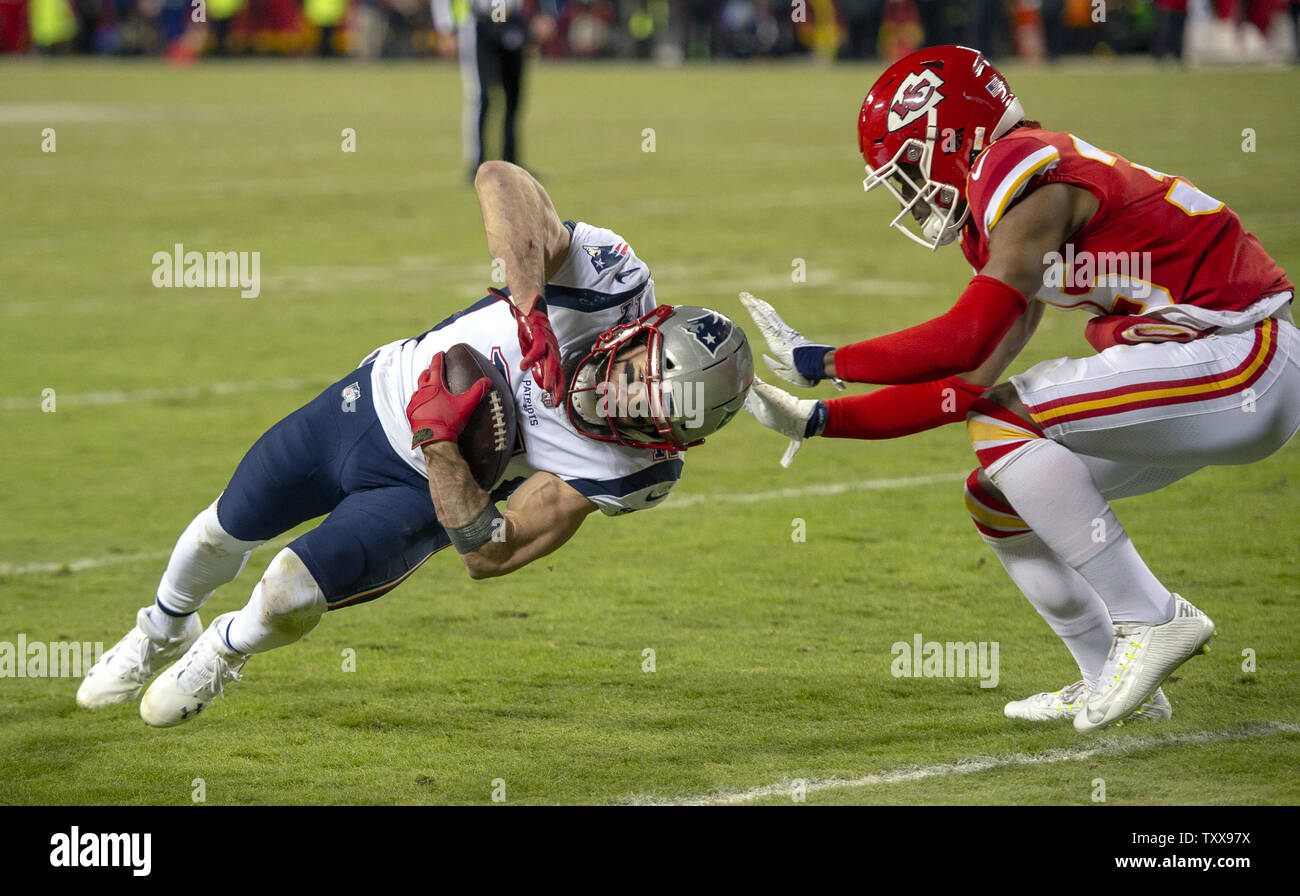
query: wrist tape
[{"left": 447, "top": 502, "right": 505, "bottom": 555}]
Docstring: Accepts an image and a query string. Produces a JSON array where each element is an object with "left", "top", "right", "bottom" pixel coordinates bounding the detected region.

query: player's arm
[
  {"left": 422, "top": 446, "right": 597, "bottom": 580},
  {"left": 430, "top": 0, "right": 458, "bottom": 57},
  {"left": 474, "top": 160, "right": 572, "bottom": 400},
  {"left": 475, "top": 160, "right": 570, "bottom": 303},
  {"left": 407, "top": 350, "right": 596, "bottom": 579},
  {"left": 823, "top": 183, "right": 1095, "bottom": 384}
]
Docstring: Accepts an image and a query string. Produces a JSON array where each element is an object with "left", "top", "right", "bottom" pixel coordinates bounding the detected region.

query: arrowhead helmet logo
[{"left": 887, "top": 69, "right": 946, "bottom": 133}]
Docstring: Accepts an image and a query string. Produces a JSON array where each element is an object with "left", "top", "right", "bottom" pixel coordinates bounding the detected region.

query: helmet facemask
[
  {"left": 567, "top": 305, "right": 701, "bottom": 452},
  {"left": 862, "top": 108, "right": 969, "bottom": 251}
]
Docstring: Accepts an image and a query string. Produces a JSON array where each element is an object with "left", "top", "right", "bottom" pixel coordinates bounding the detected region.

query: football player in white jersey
[{"left": 77, "top": 162, "right": 754, "bottom": 727}]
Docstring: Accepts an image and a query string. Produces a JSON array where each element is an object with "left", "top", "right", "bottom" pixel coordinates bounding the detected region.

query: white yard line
[
  {"left": 624, "top": 721, "right": 1300, "bottom": 806},
  {"left": 0, "top": 472, "right": 965, "bottom": 577},
  {"left": 663, "top": 471, "right": 966, "bottom": 509},
  {"left": 0, "top": 535, "right": 296, "bottom": 578},
  {"left": 0, "top": 378, "right": 323, "bottom": 411}
]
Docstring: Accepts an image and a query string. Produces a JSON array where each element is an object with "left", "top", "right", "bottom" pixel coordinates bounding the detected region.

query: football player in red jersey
[{"left": 743, "top": 46, "right": 1299, "bottom": 732}]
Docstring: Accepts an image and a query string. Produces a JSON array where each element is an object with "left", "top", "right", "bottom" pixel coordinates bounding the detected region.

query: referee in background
[{"left": 433, "top": 0, "right": 557, "bottom": 182}]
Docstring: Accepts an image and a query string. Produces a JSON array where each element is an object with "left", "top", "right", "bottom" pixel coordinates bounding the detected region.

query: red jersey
[{"left": 959, "top": 128, "right": 1293, "bottom": 331}]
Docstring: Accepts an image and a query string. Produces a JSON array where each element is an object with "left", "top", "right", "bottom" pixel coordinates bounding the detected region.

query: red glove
[
  {"left": 508, "top": 292, "right": 565, "bottom": 406},
  {"left": 406, "top": 352, "right": 491, "bottom": 450}
]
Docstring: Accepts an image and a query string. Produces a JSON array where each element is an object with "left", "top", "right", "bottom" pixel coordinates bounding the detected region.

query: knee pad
[
  {"left": 258, "top": 549, "right": 326, "bottom": 635},
  {"left": 964, "top": 468, "right": 1031, "bottom": 540}
]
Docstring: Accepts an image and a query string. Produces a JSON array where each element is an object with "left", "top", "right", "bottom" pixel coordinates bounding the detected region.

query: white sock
[
  {"left": 223, "top": 549, "right": 325, "bottom": 655},
  {"left": 984, "top": 532, "right": 1115, "bottom": 686},
  {"left": 153, "top": 498, "right": 265, "bottom": 638},
  {"left": 988, "top": 439, "right": 1174, "bottom": 625}
]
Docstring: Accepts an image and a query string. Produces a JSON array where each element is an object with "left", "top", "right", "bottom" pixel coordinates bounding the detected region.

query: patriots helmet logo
[
  {"left": 583, "top": 243, "right": 627, "bottom": 273},
  {"left": 682, "top": 312, "right": 732, "bottom": 357}
]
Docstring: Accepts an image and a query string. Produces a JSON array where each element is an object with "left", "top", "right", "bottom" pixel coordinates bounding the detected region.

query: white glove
[
  {"left": 744, "top": 377, "right": 824, "bottom": 468},
  {"left": 739, "top": 291, "right": 845, "bottom": 391}
]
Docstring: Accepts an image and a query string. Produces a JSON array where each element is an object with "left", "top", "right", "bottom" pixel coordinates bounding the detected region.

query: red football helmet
[{"left": 858, "top": 45, "right": 1024, "bottom": 250}]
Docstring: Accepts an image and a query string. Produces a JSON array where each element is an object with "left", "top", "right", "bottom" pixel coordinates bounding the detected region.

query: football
[{"left": 442, "top": 343, "right": 518, "bottom": 491}]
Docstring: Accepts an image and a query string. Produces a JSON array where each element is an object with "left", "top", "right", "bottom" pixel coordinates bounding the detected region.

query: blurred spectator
[
  {"left": 838, "top": 0, "right": 883, "bottom": 59},
  {"left": 559, "top": 0, "right": 616, "bottom": 56},
  {"left": 1152, "top": 0, "right": 1186, "bottom": 58},
  {"left": 304, "top": 0, "right": 347, "bottom": 53},
  {"left": 31, "top": 0, "right": 77, "bottom": 50},
  {"left": 0, "top": 0, "right": 1293, "bottom": 60}
]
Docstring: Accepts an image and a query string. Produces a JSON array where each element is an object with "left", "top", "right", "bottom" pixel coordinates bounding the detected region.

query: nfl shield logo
[{"left": 341, "top": 382, "right": 361, "bottom": 403}]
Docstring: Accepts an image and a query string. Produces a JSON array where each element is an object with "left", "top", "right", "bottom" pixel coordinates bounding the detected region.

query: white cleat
[
  {"left": 1126, "top": 686, "right": 1172, "bottom": 723},
  {"left": 77, "top": 606, "right": 202, "bottom": 709},
  {"left": 1004, "top": 680, "right": 1090, "bottom": 721},
  {"left": 140, "top": 612, "right": 247, "bottom": 728},
  {"left": 1004, "top": 680, "right": 1171, "bottom": 723},
  {"left": 1076, "top": 594, "right": 1213, "bottom": 733}
]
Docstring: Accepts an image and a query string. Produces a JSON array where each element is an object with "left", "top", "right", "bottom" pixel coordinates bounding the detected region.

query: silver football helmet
[{"left": 567, "top": 305, "right": 754, "bottom": 450}]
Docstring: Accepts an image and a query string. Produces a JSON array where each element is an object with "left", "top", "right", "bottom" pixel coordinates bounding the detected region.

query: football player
[
  {"left": 77, "top": 162, "right": 753, "bottom": 727},
  {"left": 744, "top": 46, "right": 1297, "bottom": 731}
]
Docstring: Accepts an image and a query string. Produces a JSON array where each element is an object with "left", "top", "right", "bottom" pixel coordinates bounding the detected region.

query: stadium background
[{"left": 3, "top": 0, "right": 1299, "bottom": 63}]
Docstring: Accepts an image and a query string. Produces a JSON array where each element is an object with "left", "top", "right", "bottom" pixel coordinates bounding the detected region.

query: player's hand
[
  {"left": 743, "top": 377, "right": 826, "bottom": 468},
  {"left": 407, "top": 352, "right": 491, "bottom": 449},
  {"left": 436, "top": 32, "right": 458, "bottom": 60},
  {"left": 513, "top": 294, "right": 566, "bottom": 407},
  {"left": 739, "top": 291, "right": 845, "bottom": 390},
  {"left": 531, "top": 14, "right": 556, "bottom": 45}
]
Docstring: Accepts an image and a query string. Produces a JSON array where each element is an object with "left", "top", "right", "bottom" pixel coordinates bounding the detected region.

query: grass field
[{"left": 2, "top": 58, "right": 1299, "bottom": 806}]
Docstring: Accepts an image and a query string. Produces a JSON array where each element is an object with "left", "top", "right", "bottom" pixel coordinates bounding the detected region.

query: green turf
[{"left": 1, "top": 59, "right": 1298, "bottom": 805}]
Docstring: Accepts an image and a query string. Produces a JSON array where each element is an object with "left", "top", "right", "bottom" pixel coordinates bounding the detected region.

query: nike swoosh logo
[{"left": 613, "top": 267, "right": 640, "bottom": 284}]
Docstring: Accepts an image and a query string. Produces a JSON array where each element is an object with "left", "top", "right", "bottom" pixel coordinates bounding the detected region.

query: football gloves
[
  {"left": 407, "top": 352, "right": 491, "bottom": 449},
  {"left": 743, "top": 377, "right": 827, "bottom": 468},
  {"left": 511, "top": 293, "right": 566, "bottom": 407},
  {"left": 739, "top": 291, "right": 845, "bottom": 391}
]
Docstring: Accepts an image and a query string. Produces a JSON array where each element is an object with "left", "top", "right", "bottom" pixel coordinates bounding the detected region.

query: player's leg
[
  {"left": 474, "top": 21, "right": 502, "bottom": 171},
  {"left": 500, "top": 41, "right": 523, "bottom": 165},
  {"left": 140, "top": 442, "right": 450, "bottom": 726},
  {"left": 459, "top": 15, "right": 484, "bottom": 178},
  {"left": 972, "top": 318, "right": 1300, "bottom": 729},
  {"left": 75, "top": 497, "right": 265, "bottom": 709},
  {"left": 966, "top": 468, "right": 1173, "bottom": 722},
  {"left": 79, "top": 374, "right": 368, "bottom": 710}
]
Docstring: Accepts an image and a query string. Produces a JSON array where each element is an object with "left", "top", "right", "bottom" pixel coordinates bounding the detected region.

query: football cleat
[
  {"left": 140, "top": 612, "right": 247, "bottom": 728},
  {"left": 743, "top": 377, "right": 823, "bottom": 468},
  {"left": 76, "top": 606, "right": 202, "bottom": 709},
  {"left": 1126, "top": 686, "right": 1172, "bottom": 723},
  {"left": 1075, "top": 595, "right": 1213, "bottom": 733},
  {"left": 1004, "top": 680, "right": 1171, "bottom": 723},
  {"left": 1004, "top": 679, "right": 1090, "bottom": 721}
]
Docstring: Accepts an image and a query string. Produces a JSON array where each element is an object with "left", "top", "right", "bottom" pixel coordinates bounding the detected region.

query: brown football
[{"left": 442, "top": 343, "right": 518, "bottom": 491}]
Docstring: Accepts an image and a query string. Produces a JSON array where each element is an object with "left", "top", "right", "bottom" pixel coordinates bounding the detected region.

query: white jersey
[{"left": 368, "top": 221, "right": 683, "bottom": 516}]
